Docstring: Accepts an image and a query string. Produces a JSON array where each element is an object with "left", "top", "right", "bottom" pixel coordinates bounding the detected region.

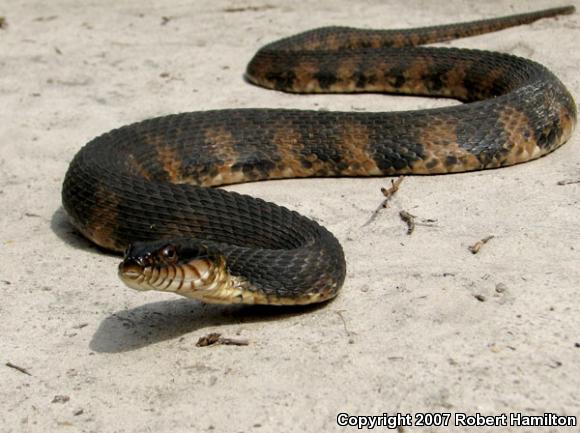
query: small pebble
[
  {"left": 495, "top": 283, "right": 507, "bottom": 293},
  {"left": 73, "top": 323, "right": 88, "bottom": 329},
  {"left": 474, "top": 294, "right": 486, "bottom": 302},
  {"left": 52, "top": 395, "right": 70, "bottom": 404}
]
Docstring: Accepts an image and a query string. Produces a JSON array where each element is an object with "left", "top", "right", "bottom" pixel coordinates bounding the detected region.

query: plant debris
[
  {"left": 399, "top": 210, "right": 416, "bottom": 234},
  {"left": 196, "top": 332, "right": 249, "bottom": 347},
  {"left": 380, "top": 176, "right": 405, "bottom": 204},
  {"left": 415, "top": 218, "right": 438, "bottom": 227},
  {"left": 34, "top": 15, "right": 58, "bottom": 22},
  {"left": 557, "top": 179, "right": 580, "bottom": 185},
  {"left": 0, "top": 17, "right": 6, "bottom": 29},
  {"left": 468, "top": 235, "right": 494, "bottom": 254},
  {"left": 52, "top": 395, "right": 70, "bottom": 404},
  {"left": 335, "top": 310, "right": 355, "bottom": 343},
  {"left": 363, "top": 176, "right": 405, "bottom": 226},
  {"left": 6, "top": 362, "right": 31, "bottom": 376},
  {"left": 222, "top": 5, "right": 276, "bottom": 13}
]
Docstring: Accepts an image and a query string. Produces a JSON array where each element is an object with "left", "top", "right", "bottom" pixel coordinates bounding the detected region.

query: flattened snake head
[{"left": 118, "top": 240, "right": 233, "bottom": 300}]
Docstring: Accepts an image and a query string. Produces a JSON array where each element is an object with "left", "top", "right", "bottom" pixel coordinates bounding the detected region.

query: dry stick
[
  {"left": 335, "top": 310, "right": 355, "bottom": 343},
  {"left": 219, "top": 337, "right": 250, "bottom": 346},
  {"left": 468, "top": 235, "right": 495, "bottom": 254},
  {"left": 557, "top": 179, "right": 580, "bottom": 185},
  {"left": 196, "top": 333, "right": 220, "bottom": 347},
  {"left": 399, "top": 210, "right": 416, "bottom": 235},
  {"left": 363, "top": 176, "right": 405, "bottom": 226},
  {"left": 196, "top": 333, "right": 249, "bottom": 347},
  {"left": 380, "top": 176, "right": 405, "bottom": 202},
  {"left": 335, "top": 310, "right": 351, "bottom": 336},
  {"left": 223, "top": 5, "right": 275, "bottom": 12},
  {"left": 6, "top": 362, "right": 32, "bottom": 376},
  {"left": 415, "top": 218, "right": 438, "bottom": 227}
]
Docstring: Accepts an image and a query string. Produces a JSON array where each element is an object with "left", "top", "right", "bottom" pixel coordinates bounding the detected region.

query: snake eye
[{"left": 161, "top": 245, "right": 177, "bottom": 263}]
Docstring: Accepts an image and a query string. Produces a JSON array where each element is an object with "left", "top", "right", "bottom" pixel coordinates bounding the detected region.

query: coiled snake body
[{"left": 62, "top": 7, "right": 576, "bottom": 305}]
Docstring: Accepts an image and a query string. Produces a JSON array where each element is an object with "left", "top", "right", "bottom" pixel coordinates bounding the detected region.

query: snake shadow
[
  {"left": 90, "top": 299, "right": 325, "bottom": 353},
  {"left": 51, "top": 207, "right": 115, "bottom": 255},
  {"left": 53, "top": 208, "right": 330, "bottom": 352}
]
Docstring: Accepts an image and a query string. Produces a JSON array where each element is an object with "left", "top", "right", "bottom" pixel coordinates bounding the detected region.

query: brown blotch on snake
[{"left": 62, "top": 6, "right": 576, "bottom": 305}]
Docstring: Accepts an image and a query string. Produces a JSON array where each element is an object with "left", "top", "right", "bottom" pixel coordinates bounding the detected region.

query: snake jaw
[
  {"left": 117, "top": 241, "right": 336, "bottom": 304},
  {"left": 118, "top": 241, "right": 239, "bottom": 299}
]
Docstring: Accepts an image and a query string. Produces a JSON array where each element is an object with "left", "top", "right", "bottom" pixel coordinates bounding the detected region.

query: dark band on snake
[{"left": 62, "top": 6, "right": 576, "bottom": 305}]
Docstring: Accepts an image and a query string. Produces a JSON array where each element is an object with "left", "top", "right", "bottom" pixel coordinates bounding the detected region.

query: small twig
[
  {"left": 363, "top": 176, "right": 405, "bottom": 226},
  {"left": 335, "top": 310, "right": 356, "bottom": 343},
  {"left": 380, "top": 176, "right": 405, "bottom": 203},
  {"left": 399, "top": 210, "right": 416, "bottom": 235},
  {"left": 415, "top": 218, "right": 438, "bottom": 227},
  {"left": 335, "top": 311, "right": 350, "bottom": 336},
  {"left": 468, "top": 235, "right": 494, "bottom": 254},
  {"left": 222, "top": 5, "right": 276, "bottom": 12},
  {"left": 52, "top": 395, "right": 70, "bottom": 404},
  {"left": 219, "top": 337, "right": 250, "bottom": 346},
  {"left": 196, "top": 333, "right": 221, "bottom": 346},
  {"left": 557, "top": 179, "right": 580, "bottom": 185},
  {"left": 6, "top": 362, "right": 32, "bottom": 376},
  {"left": 420, "top": 218, "right": 437, "bottom": 223},
  {"left": 196, "top": 333, "right": 249, "bottom": 347}
]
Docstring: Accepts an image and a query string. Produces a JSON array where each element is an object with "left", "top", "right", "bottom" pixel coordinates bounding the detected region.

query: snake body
[{"left": 62, "top": 6, "right": 576, "bottom": 305}]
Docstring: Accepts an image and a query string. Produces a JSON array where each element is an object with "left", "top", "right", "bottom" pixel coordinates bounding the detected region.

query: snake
[{"left": 62, "top": 6, "right": 576, "bottom": 305}]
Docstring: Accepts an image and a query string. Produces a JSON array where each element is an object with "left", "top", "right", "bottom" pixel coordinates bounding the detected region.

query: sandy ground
[{"left": 1, "top": 0, "right": 579, "bottom": 432}]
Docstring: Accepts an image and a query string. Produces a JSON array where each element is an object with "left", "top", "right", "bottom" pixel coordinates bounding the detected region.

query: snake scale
[{"left": 62, "top": 6, "right": 576, "bottom": 305}]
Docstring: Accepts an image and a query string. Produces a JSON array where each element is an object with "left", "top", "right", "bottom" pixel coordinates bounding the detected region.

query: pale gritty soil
[{"left": 1, "top": 1, "right": 579, "bottom": 432}]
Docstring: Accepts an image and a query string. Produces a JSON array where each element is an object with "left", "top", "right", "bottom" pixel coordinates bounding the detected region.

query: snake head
[{"left": 118, "top": 240, "right": 230, "bottom": 297}]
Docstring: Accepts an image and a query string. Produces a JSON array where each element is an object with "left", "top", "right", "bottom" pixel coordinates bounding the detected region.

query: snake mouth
[
  {"left": 117, "top": 241, "right": 234, "bottom": 297},
  {"left": 118, "top": 260, "right": 151, "bottom": 291},
  {"left": 119, "top": 263, "right": 141, "bottom": 278}
]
